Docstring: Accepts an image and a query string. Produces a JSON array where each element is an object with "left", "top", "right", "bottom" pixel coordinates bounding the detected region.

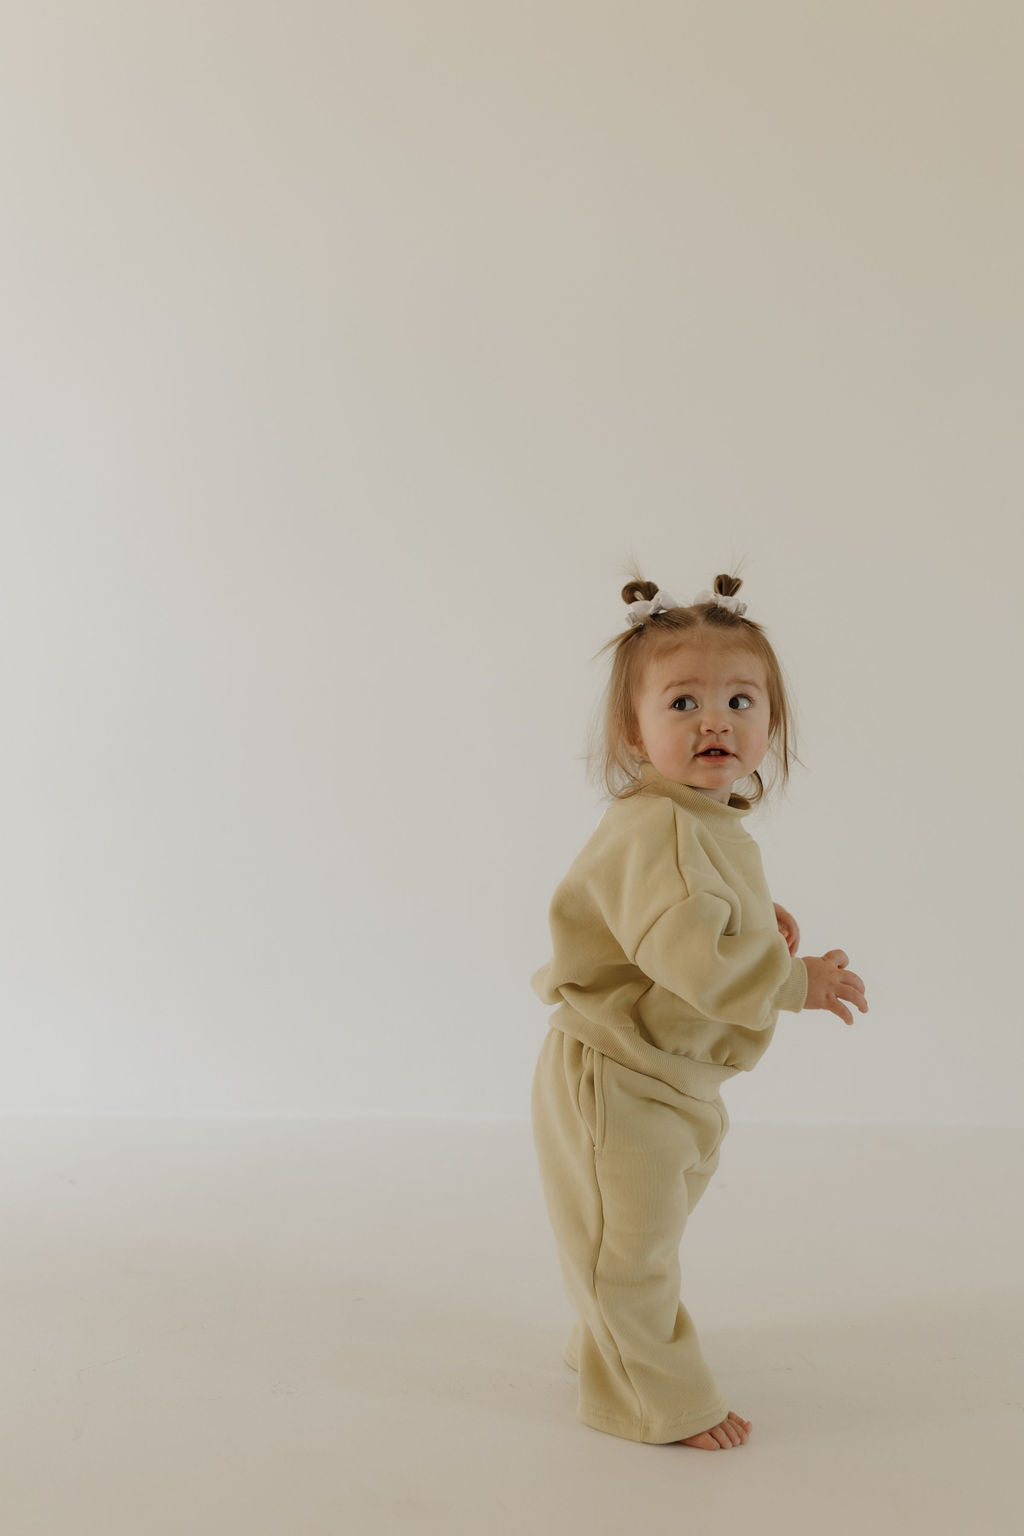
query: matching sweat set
[{"left": 529, "top": 760, "right": 808, "bottom": 1444}]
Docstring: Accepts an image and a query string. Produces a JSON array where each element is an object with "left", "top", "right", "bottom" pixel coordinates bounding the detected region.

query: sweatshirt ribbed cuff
[{"left": 775, "top": 955, "right": 809, "bottom": 1012}]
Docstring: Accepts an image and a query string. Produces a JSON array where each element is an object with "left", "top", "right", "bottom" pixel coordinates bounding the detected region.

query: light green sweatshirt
[{"left": 531, "top": 760, "right": 808, "bottom": 1095}]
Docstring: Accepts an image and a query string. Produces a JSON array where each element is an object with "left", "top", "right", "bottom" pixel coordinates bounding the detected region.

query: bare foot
[{"left": 678, "top": 1411, "right": 752, "bottom": 1450}]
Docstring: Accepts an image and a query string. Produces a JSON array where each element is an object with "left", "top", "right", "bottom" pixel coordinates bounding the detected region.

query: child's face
[{"left": 627, "top": 642, "right": 771, "bottom": 802}]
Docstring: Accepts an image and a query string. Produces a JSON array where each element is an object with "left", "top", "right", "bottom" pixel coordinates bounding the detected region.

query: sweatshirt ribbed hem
[{"left": 548, "top": 1009, "right": 737, "bottom": 1101}]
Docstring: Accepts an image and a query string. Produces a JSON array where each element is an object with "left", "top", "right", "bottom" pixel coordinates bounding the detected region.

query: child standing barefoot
[{"left": 530, "top": 571, "right": 868, "bottom": 1449}]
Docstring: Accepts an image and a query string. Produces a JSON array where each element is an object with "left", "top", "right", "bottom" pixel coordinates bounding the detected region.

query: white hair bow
[{"left": 625, "top": 587, "right": 747, "bottom": 628}]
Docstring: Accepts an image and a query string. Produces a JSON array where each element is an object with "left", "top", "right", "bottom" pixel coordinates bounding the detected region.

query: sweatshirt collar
[{"left": 637, "top": 760, "right": 753, "bottom": 839}]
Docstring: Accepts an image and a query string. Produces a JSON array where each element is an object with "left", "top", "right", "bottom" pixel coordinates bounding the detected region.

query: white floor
[{"left": 2, "top": 1117, "right": 1022, "bottom": 1535}]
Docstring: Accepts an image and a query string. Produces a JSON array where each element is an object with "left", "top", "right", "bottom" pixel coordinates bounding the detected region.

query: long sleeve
[{"left": 635, "top": 887, "right": 807, "bottom": 1030}]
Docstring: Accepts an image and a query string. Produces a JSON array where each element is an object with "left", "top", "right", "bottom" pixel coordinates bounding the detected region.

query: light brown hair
[{"left": 584, "top": 566, "right": 803, "bottom": 810}]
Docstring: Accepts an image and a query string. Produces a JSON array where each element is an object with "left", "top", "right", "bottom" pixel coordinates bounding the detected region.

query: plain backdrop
[{"left": 1, "top": 0, "right": 1021, "bottom": 1125}]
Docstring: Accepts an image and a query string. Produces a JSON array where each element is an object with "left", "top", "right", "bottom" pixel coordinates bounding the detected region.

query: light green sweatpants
[{"left": 531, "top": 1025, "right": 733, "bottom": 1444}]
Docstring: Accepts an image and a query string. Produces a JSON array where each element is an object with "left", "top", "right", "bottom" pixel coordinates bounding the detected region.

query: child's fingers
[
  {"left": 839, "top": 986, "right": 868, "bottom": 1011},
  {"left": 827, "top": 991, "right": 859, "bottom": 1024},
  {"left": 834, "top": 967, "right": 867, "bottom": 1000},
  {"left": 832, "top": 987, "right": 868, "bottom": 1022}
]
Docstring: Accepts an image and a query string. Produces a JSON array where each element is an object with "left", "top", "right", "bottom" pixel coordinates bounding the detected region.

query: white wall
[{"left": 1, "top": 2, "right": 1020, "bottom": 1123}]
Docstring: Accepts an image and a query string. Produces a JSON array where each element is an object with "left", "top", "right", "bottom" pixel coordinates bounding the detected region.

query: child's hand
[
  {"left": 801, "top": 951, "right": 869, "bottom": 1026},
  {"left": 773, "top": 902, "right": 800, "bottom": 956}
]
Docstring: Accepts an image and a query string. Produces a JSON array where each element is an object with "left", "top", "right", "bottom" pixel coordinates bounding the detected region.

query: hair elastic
[{"left": 625, "top": 587, "right": 748, "bottom": 628}]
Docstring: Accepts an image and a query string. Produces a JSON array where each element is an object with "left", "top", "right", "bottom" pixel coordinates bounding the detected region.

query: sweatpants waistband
[{"left": 547, "top": 1010, "right": 737, "bottom": 1102}]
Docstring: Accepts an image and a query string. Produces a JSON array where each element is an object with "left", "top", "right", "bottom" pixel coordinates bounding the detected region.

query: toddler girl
[{"left": 530, "top": 571, "right": 868, "bottom": 1450}]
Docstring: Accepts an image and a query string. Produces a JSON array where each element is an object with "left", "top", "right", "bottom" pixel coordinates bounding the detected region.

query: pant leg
[
  {"left": 683, "top": 1090, "right": 729, "bottom": 1214},
  {"left": 562, "top": 1091, "right": 727, "bottom": 1371},
  {"left": 531, "top": 1028, "right": 731, "bottom": 1444}
]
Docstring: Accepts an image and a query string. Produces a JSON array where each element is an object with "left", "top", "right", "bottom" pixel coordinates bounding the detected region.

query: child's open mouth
[{"left": 697, "top": 750, "right": 732, "bottom": 757}]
